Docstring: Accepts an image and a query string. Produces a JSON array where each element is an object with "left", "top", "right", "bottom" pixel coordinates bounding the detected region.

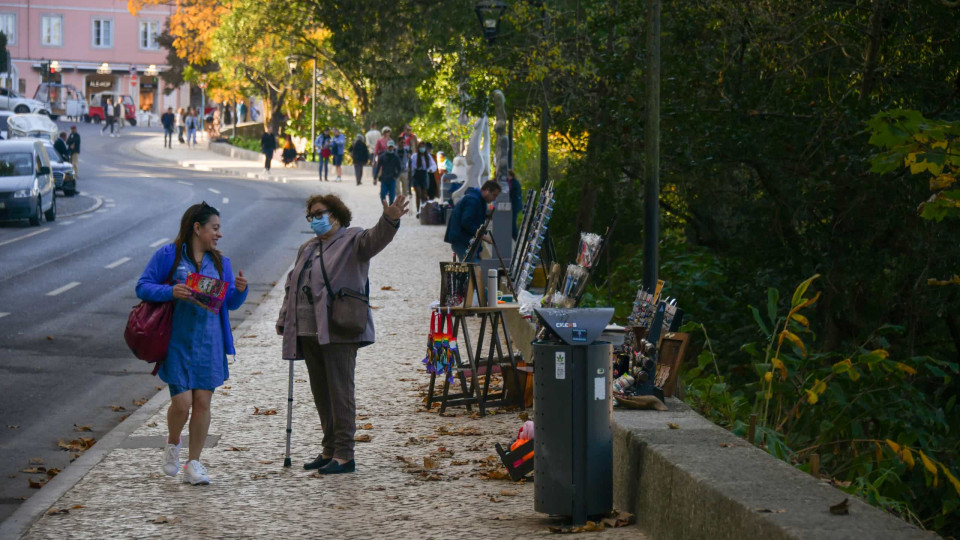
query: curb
[
  {"left": 58, "top": 194, "right": 103, "bottom": 218},
  {"left": 131, "top": 138, "right": 305, "bottom": 185},
  {"left": 0, "top": 261, "right": 291, "bottom": 540}
]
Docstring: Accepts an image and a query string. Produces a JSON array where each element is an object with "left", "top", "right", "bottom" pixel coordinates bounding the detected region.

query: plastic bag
[{"left": 518, "top": 290, "right": 544, "bottom": 317}]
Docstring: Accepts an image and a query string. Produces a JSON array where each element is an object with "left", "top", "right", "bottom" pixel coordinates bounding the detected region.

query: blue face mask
[{"left": 310, "top": 214, "right": 332, "bottom": 235}]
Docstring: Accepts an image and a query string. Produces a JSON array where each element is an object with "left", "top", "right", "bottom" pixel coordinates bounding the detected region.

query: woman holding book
[
  {"left": 276, "top": 193, "right": 408, "bottom": 474},
  {"left": 135, "top": 202, "right": 248, "bottom": 485}
]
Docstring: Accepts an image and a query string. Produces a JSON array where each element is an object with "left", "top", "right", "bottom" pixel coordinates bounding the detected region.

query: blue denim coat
[{"left": 135, "top": 244, "right": 248, "bottom": 388}]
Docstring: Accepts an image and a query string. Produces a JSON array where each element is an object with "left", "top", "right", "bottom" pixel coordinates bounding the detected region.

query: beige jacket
[{"left": 278, "top": 215, "right": 399, "bottom": 359}]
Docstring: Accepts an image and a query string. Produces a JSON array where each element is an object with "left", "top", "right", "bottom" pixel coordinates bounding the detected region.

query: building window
[
  {"left": 139, "top": 20, "right": 160, "bottom": 50},
  {"left": 41, "top": 15, "right": 62, "bottom": 47},
  {"left": 0, "top": 13, "right": 16, "bottom": 45},
  {"left": 92, "top": 18, "right": 113, "bottom": 48}
]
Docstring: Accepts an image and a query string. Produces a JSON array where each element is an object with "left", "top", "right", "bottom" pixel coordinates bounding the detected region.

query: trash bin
[{"left": 532, "top": 307, "right": 615, "bottom": 525}]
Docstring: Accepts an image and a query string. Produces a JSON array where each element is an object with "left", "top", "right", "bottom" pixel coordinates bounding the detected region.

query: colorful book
[{"left": 185, "top": 272, "right": 228, "bottom": 314}]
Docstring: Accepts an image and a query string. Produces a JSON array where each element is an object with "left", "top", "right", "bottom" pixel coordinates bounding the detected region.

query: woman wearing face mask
[
  {"left": 410, "top": 142, "right": 437, "bottom": 218},
  {"left": 277, "top": 193, "right": 408, "bottom": 474},
  {"left": 136, "top": 202, "right": 249, "bottom": 485}
]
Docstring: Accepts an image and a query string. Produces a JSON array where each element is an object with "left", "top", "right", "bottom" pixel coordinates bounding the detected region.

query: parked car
[
  {"left": 0, "top": 111, "right": 15, "bottom": 139},
  {"left": 33, "top": 82, "right": 89, "bottom": 120},
  {"left": 0, "top": 139, "right": 56, "bottom": 225},
  {"left": 87, "top": 93, "right": 136, "bottom": 125},
  {"left": 6, "top": 114, "right": 58, "bottom": 143},
  {"left": 40, "top": 140, "right": 76, "bottom": 196},
  {"left": 0, "top": 88, "right": 50, "bottom": 115}
]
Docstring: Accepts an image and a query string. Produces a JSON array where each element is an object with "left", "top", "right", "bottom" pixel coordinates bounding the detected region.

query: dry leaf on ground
[
  {"left": 423, "top": 457, "right": 439, "bottom": 470},
  {"left": 148, "top": 516, "right": 180, "bottom": 524},
  {"left": 57, "top": 438, "right": 95, "bottom": 452},
  {"left": 829, "top": 498, "right": 850, "bottom": 515},
  {"left": 109, "top": 405, "right": 126, "bottom": 412},
  {"left": 253, "top": 407, "right": 278, "bottom": 416},
  {"left": 355, "top": 434, "right": 373, "bottom": 442},
  {"left": 28, "top": 477, "right": 47, "bottom": 489},
  {"left": 380, "top": 286, "right": 396, "bottom": 291},
  {"left": 133, "top": 398, "right": 148, "bottom": 406},
  {"left": 73, "top": 424, "right": 92, "bottom": 432},
  {"left": 667, "top": 423, "right": 680, "bottom": 429}
]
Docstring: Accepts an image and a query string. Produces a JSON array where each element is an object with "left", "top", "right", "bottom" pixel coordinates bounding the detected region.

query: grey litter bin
[{"left": 532, "top": 307, "right": 615, "bottom": 525}]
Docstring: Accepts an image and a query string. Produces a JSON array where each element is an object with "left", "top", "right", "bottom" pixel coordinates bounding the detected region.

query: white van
[
  {"left": 0, "top": 139, "right": 56, "bottom": 225},
  {"left": 34, "top": 83, "right": 88, "bottom": 120},
  {"left": 7, "top": 114, "right": 59, "bottom": 143}
]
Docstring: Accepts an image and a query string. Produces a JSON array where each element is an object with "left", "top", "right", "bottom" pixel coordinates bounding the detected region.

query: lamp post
[{"left": 475, "top": 1, "right": 507, "bottom": 44}]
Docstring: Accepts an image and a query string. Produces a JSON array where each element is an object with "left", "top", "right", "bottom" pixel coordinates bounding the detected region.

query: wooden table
[{"left": 425, "top": 306, "right": 525, "bottom": 415}]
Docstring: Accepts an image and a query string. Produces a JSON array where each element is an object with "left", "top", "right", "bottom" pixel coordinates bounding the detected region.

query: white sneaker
[
  {"left": 183, "top": 460, "right": 210, "bottom": 485},
  {"left": 162, "top": 438, "right": 181, "bottom": 477}
]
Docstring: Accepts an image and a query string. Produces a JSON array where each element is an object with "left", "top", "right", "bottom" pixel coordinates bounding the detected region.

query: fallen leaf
[
  {"left": 57, "top": 437, "right": 95, "bottom": 452},
  {"left": 258, "top": 460, "right": 273, "bottom": 464},
  {"left": 485, "top": 469, "right": 510, "bottom": 480},
  {"left": 29, "top": 458, "right": 44, "bottom": 465},
  {"left": 357, "top": 414, "right": 371, "bottom": 420},
  {"left": 601, "top": 511, "right": 634, "bottom": 528},
  {"left": 28, "top": 477, "right": 47, "bottom": 488},
  {"left": 22, "top": 467, "right": 45, "bottom": 473},
  {"left": 74, "top": 424, "right": 93, "bottom": 432},
  {"left": 667, "top": 423, "right": 680, "bottom": 430},
  {"left": 385, "top": 495, "right": 399, "bottom": 500},
  {"left": 148, "top": 516, "right": 180, "bottom": 524},
  {"left": 227, "top": 447, "right": 250, "bottom": 452},
  {"left": 361, "top": 423, "right": 373, "bottom": 430},
  {"left": 829, "top": 498, "right": 849, "bottom": 515},
  {"left": 489, "top": 496, "right": 503, "bottom": 503},
  {"left": 451, "top": 460, "right": 470, "bottom": 466},
  {"left": 294, "top": 379, "right": 307, "bottom": 383},
  {"left": 500, "top": 489, "right": 518, "bottom": 496},
  {"left": 243, "top": 335, "right": 258, "bottom": 338},
  {"left": 109, "top": 405, "right": 126, "bottom": 412},
  {"left": 355, "top": 434, "right": 372, "bottom": 442},
  {"left": 223, "top": 386, "right": 232, "bottom": 389},
  {"left": 46, "top": 508, "right": 70, "bottom": 515},
  {"left": 424, "top": 457, "right": 439, "bottom": 470},
  {"left": 371, "top": 305, "right": 383, "bottom": 310},
  {"left": 720, "top": 442, "right": 735, "bottom": 448},
  {"left": 253, "top": 407, "right": 278, "bottom": 416},
  {"left": 755, "top": 508, "right": 787, "bottom": 514},
  {"left": 72, "top": 504, "right": 84, "bottom": 509},
  {"left": 518, "top": 412, "right": 530, "bottom": 421},
  {"left": 133, "top": 398, "right": 148, "bottom": 406},
  {"left": 147, "top": 422, "right": 158, "bottom": 428},
  {"left": 251, "top": 371, "right": 263, "bottom": 375},
  {"left": 371, "top": 486, "right": 386, "bottom": 491},
  {"left": 46, "top": 468, "right": 61, "bottom": 477},
  {"left": 156, "top": 386, "right": 163, "bottom": 391},
  {"left": 7, "top": 425, "right": 20, "bottom": 429},
  {"left": 46, "top": 335, "right": 53, "bottom": 340},
  {"left": 380, "top": 286, "right": 395, "bottom": 291}
]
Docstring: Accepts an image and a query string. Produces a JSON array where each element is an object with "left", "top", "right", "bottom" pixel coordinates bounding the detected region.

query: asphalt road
[{"left": 0, "top": 123, "right": 316, "bottom": 522}]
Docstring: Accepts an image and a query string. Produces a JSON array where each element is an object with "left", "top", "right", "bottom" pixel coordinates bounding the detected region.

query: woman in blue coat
[{"left": 136, "top": 202, "right": 248, "bottom": 485}]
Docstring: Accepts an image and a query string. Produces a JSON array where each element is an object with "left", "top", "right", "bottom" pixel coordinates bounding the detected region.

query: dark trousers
[
  {"left": 178, "top": 126, "right": 185, "bottom": 143},
  {"left": 354, "top": 164, "right": 364, "bottom": 185},
  {"left": 300, "top": 338, "right": 359, "bottom": 461},
  {"left": 264, "top": 152, "right": 273, "bottom": 171},
  {"left": 164, "top": 128, "right": 173, "bottom": 147},
  {"left": 380, "top": 178, "right": 397, "bottom": 204},
  {"left": 320, "top": 158, "right": 329, "bottom": 180}
]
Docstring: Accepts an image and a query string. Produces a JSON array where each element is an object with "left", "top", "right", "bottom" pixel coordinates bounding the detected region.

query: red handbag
[{"left": 124, "top": 250, "right": 180, "bottom": 375}]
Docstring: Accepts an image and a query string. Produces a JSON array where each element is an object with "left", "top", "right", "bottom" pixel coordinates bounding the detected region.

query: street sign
[
  {"left": 130, "top": 75, "right": 138, "bottom": 87},
  {"left": 198, "top": 82, "right": 207, "bottom": 89}
]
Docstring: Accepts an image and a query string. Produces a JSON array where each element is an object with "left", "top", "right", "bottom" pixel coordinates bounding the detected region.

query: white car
[{"left": 0, "top": 88, "right": 50, "bottom": 115}]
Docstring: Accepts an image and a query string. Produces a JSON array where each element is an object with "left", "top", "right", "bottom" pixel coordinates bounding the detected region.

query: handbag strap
[{"left": 318, "top": 240, "right": 370, "bottom": 300}]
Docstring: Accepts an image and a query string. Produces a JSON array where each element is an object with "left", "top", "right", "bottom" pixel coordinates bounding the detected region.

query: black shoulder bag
[{"left": 318, "top": 243, "right": 370, "bottom": 336}]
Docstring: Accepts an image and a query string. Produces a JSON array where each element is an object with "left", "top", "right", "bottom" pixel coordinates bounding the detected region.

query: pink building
[{"left": 0, "top": 0, "right": 189, "bottom": 114}]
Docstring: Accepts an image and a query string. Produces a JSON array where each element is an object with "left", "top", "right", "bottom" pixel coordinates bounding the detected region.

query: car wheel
[
  {"left": 14, "top": 105, "right": 29, "bottom": 114},
  {"left": 29, "top": 198, "right": 42, "bottom": 226},
  {"left": 83, "top": 114, "right": 91, "bottom": 123},
  {"left": 49, "top": 114, "right": 59, "bottom": 121},
  {"left": 44, "top": 195, "right": 56, "bottom": 222}
]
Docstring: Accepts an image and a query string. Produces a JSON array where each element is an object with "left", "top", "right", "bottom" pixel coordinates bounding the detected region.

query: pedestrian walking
[
  {"left": 372, "top": 126, "right": 393, "bottom": 186},
  {"left": 114, "top": 98, "right": 125, "bottom": 136},
  {"left": 281, "top": 134, "right": 298, "bottom": 167},
  {"left": 331, "top": 128, "right": 346, "bottom": 182},
  {"left": 239, "top": 101, "right": 248, "bottom": 123},
  {"left": 364, "top": 122, "right": 380, "bottom": 161},
  {"left": 261, "top": 129, "right": 278, "bottom": 172},
  {"left": 276, "top": 192, "right": 407, "bottom": 474},
  {"left": 176, "top": 108, "right": 186, "bottom": 144},
  {"left": 135, "top": 202, "right": 249, "bottom": 485},
  {"left": 67, "top": 126, "right": 81, "bottom": 179},
  {"left": 410, "top": 141, "right": 437, "bottom": 216},
  {"left": 101, "top": 99, "right": 116, "bottom": 136},
  {"left": 314, "top": 127, "right": 332, "bottom": 181},
  {"left": 374, "top": 140, "right": 402, "bottom": 204},
  {"left": 350, "top": 135, "right": 369, "bottom": 186},
  {"left": 186, "top": 109, "right": 200, "bottom": 147},
  {"left": 161, "top": 107, "right": 176, "bottom": 149},
  {"left": 444, "top": 180, "right": 501, "bottom": 261},
  {"left": 396, "top": 125, "right": 417, "bottom": 196}
]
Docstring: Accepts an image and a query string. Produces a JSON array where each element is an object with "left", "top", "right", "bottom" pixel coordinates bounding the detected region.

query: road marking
[
  {"left": 58, "top": 220, "right": 74, "bottom": 226},
  {"left": 222, "top": 197, "right": 229, "bottom": 204},
  {"left": 77, "top": 214, "right": 92, "bottom": 219},
  {"left": 177, "top": 180, "right": 193, "bottom": 186},
  {"left": 95, "top": 209, "right": 108, "bottom": 213},
  {"left": 282, "top": 178, "right": 287, "bottom": 184},
  {"left": 0, "top": 312, "right": 9, "bottom": 319},
  {"left": 105, "top": 257, "right": 131, "bottom": 269},
  {"left": 105, "top": 204, "right": 116, "bottom": 208},
  {"left": 0, "top": 227, "right": 50, "bottom": 247},
  {"left": 105, "top": 199, "right": 115, "bottom": 203},
  {"left": 149, "top": 238, "right": 170, "bottom": 248},
  {"left": 46, "top": 282, "right": 80, "bottom": 296},
  {"left": 80, "top": 191, "right": 89, "bottom": 196},
  {"left": 208, "top": 188, "right": 221, "bottom": 194}
]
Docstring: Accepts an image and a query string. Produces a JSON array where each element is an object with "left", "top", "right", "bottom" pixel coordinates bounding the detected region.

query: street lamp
[
  {"left": 96, "top": 62, "right": 111, "bottom": 75},
  {"left": 287, "top": 56, "right": 298, "bottom": 76},
  {"left": 145, "top": 64, "right": 158, "bottom": 77},
  {"left": 475, "top": 1, "right": 507, "bottom": 44}
]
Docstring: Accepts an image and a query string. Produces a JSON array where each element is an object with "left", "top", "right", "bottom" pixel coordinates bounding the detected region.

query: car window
[
  {"left": 42, "top": 143, "right": 63, "bottom": 163},
  {"left": 0, "top": 117, "right": 8, "bottom": 131},
  {"left": 0, "top": 153, "right": 35, "bottom": 176}
]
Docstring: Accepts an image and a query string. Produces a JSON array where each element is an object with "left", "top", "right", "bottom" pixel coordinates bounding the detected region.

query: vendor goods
[{"left": 576, "top": 233, "right": 602, "bottom": 269}]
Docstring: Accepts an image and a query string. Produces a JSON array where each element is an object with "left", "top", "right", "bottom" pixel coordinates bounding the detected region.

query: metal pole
[
  {"left": 200, "top": 87, "right": 206, "bottom": 134},
  {"left": 642, "top": 0, "right": 661, "bottom": 290},
  {"left": 539, "top": 4, "right": 550, "bottom": 188},
  {"left": 311, "top": 59, "right": 317, "bottom": 161},
  {"left": 283, "top": 359, "right": 295, "bottom": 468},
  {"left": 508, "top": 116, "right": 513, "bottom": 169}
]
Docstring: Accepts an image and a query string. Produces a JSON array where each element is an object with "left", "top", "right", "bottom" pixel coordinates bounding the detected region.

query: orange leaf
[{"left": 779, "top": 330, "right": 806, "bottom": 356}]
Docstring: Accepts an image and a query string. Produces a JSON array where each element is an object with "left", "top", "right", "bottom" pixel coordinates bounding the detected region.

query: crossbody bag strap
[{"left": 318, "top": 241, "right": 370, "bottom": 300}]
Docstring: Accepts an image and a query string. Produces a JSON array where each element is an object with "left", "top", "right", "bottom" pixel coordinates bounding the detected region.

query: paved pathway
[{"left": 17, "top": 133, "right": 645, "bottom": 539}]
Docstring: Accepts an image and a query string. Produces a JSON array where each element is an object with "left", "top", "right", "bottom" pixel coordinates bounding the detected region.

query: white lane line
[
  {"left": 177, "top": 180, "right": 193, "bottom": 186},
  {"left": 0, "top": 312, "right": 9, "bottom": 319},
  {"left": 80, "top": 191, "right": 89, "bottom": 196},
  {"left": 0, "top": 227, "right": 50, "bottom": 248},
  {"left": 77, "top": 214, "right": 92, "bottom": 219},
  {"left": 46, "top": 281, "right": 80, "bottom": 296},
  {"left": 58, "top": 220, "right": 74, "bottom": 226},
  {"left": 105, "top": 199, "right": 115, "bottom": 203},
  {"left": 208, "top": 188, "right": 221, "bottom": 194},
  {"left": 149, "top": 238, "right": 170, "bottom": 248},
  {"left": 95, "top": 209, "right": 108, "bottom": 213},
  {"left": 105, "top": 257, "right": 131, "bottom": 269},
  {"left": 105, "top": 204, "right": 116, "bottom": 208},
  {"left": 222, "top": 197, "right": 229, "bottom": 204}
]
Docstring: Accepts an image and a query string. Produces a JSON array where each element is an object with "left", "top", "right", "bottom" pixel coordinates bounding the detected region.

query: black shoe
[
  {"left": 303, "top": 454, "right": 333, "bottom": 470},
  {"left": 317, "top": 459, "right": 355, "bottom": 474}
]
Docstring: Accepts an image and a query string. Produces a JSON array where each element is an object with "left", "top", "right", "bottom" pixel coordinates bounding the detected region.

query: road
[{"left": 0, "top": 123, "right": 316, "bottom": 522}]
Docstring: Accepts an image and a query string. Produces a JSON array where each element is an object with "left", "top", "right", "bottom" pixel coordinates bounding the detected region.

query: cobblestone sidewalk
[{"left": 20, "top": 135, "right": 645, "bottom": 539}]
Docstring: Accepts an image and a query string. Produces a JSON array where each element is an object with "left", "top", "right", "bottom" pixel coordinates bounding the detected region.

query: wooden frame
[
  {"left": 656, "top": 332, "right": 690, "bottom": 397},
  {"left": 439, "top": 262, "right": 484, "bottom": 308}
]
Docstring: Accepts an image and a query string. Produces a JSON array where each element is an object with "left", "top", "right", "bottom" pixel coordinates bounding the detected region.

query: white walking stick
[{"left": 283, "top": 359, "right": 294, "bottom": 468}]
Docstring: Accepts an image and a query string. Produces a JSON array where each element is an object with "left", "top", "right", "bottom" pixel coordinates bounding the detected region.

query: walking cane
[{"left": 283, "top": 359, "right": 294, "bottom": 468}]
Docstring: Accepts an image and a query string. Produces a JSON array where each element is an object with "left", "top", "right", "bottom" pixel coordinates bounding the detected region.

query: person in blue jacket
[
  {"left": 135, "top": 202, "right": 249, "bottom": 486},
  {"left": 444, "top": 180, "right": 501, "bottom": 261}
]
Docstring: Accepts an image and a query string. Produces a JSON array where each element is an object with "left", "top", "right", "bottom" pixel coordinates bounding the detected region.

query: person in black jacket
[
  {"left": 260, "top": 130, "right": 278, "bottom": 172},
  {"left": 66, "top": 126, "right": 81, "bottom": 179},
  {"left": 54, "top": 132, "right": 70, "bottom": 161},
  {"left": 349, "top": 135, "right": 369, "bottom": 186},
  {"left": 374, "top": 140, "right": 402, "bottom": 204},
  {"left": 161, "top": 107, "right": 176, "bottom": 148}
]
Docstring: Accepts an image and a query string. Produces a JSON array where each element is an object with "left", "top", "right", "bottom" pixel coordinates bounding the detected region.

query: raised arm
[{"left": 356, "top": 195, "right": 409, "bottom": 261}]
